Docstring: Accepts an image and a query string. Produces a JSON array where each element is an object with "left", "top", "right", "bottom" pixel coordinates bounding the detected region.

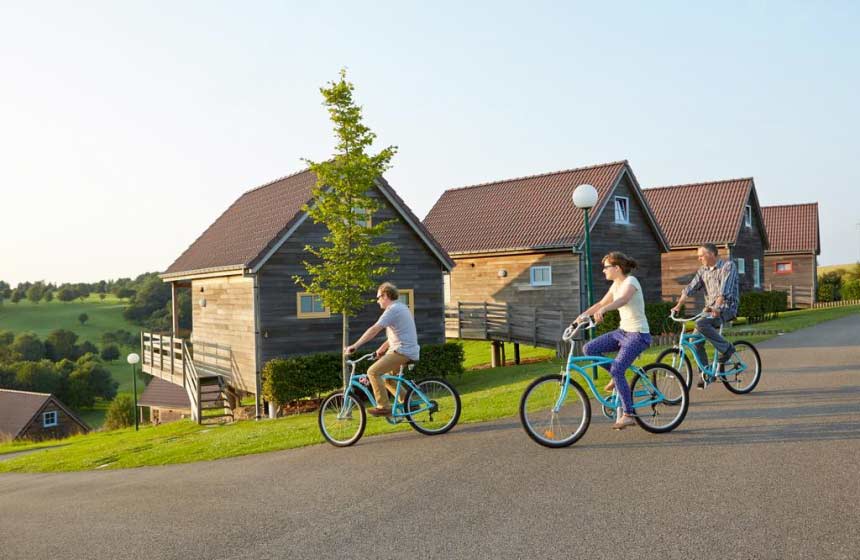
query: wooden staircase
[{"left": 199, "top": 376, "right": 235, "bottom": 424}]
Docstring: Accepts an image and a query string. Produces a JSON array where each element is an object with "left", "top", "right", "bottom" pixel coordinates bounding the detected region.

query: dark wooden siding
[
  {"left": 19, "top": 400, "right": 88, "bottom": 441},
  {"left": 588, "top": 173, "right": 664, "bottom": 304},
  {"left": 729, "top": 197, "right": 766, "bottom": 294},
  {"left": 660, "top": 248, "right": 706, "bottom": 307},
  {"left": 257, "top": 188, "right": 446, "bottom": 363},
  {"left": 764, "top": 253, "right": 817, "bottom": 307}
]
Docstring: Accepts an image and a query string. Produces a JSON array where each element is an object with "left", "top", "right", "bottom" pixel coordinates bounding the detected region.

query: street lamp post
[
  {"left": 127, "top": 353, "right": 140, "bottom": 431},
  {"left": 572, "top": 184, "right": 599, "bottom": 312}
]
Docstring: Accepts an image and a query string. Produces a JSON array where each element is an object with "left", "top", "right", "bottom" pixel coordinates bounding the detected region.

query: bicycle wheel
[
  {"left": 630, "top": 364, "right": 688, "bottom": 434},
  {"left": 721, "top": 340, "right": 762, "bottom": 394},
  {"left": 404, "top": 378, "right": 461, "bottom": 435},
  {"left": 519, "top": 375, "right": 591, "bottom": 448},
  {"left": 656, "top": 347, "right": 694, "bottom": 390},
  {"left": 318, "top": 391, "right": 366, "bottom": 447}
]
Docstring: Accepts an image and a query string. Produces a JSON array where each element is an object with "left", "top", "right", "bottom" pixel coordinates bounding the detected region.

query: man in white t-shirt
[{"left": 345, "top": 282, "right": 419, "bottom": 416}]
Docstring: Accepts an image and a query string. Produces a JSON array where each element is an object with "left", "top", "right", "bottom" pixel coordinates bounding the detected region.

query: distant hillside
[{"left": 819, "top": 263, "right": 858, "bottom": 276}]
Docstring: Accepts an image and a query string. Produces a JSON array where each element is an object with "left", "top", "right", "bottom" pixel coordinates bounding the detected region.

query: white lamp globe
[
  {"left": 127, "top": 353, "right": 140, "bottom": 365},
  {"left": 572, "top": 184, "right": 599, "bottom": 209}
]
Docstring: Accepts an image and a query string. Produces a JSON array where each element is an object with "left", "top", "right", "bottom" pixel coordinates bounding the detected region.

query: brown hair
[
  {"left": 377, "top": 282, "right": 399, "bottom": 300},
  {"left": 602, "top": 251, "right": 638, "bottom": 275}
]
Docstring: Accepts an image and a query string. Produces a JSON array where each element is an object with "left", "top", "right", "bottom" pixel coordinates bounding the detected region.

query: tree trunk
[{"left": 342, "top": 313, "right": 350, "bottom": 390}]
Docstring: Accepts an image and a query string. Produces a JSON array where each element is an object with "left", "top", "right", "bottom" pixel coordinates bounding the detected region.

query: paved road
[{"left": 1, "top": 315, "right": 858, "bottom": 560}]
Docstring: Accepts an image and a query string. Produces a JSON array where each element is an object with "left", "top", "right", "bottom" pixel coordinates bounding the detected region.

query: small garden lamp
[
  {"left": 127, "top": 353, "right": 140, "bottom": 431},
  {"left": 572, "top": 184, "right": 599, "bottom": 310}
]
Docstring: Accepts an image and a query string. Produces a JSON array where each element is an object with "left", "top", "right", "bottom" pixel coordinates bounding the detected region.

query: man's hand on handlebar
[{"left": 344, "top": 345, "right": 356, "bottom": 356}]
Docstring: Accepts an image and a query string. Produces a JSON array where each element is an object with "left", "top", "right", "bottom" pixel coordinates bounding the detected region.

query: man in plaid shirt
[{"left": 671, "top": 243, "right": 739, "bottom": 388}]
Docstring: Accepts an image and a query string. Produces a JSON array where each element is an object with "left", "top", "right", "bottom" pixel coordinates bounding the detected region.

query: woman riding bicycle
[{"left": 578, "top": 251, "right": 652, "bottom": 430}]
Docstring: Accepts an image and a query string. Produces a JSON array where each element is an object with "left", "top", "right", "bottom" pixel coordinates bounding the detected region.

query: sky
[{"left": 1, "top": 1, "right": 858, "bottom": 287}]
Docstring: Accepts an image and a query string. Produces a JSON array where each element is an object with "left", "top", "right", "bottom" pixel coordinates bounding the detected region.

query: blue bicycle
[
  {"left": 318, "top": 353, "right": 461, "bottom": 447},
  {"left": 658, "top": 310, "right": 762, "bottom": 394},
  {"left": 519, "top": 319, "right": 689, "bottom": 448}
]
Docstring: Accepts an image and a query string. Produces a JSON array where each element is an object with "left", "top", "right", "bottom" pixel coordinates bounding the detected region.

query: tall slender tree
[{"left": 296, "top": 69, "right": 398, "bottom": 387}]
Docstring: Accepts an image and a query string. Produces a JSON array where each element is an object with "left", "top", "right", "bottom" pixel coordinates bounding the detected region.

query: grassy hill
[
  {"left": 0, "top": 294, "right": 143, "bottom": 427},
  {"left": 819, "top": 262, "right": 858, "bottom": 276}
]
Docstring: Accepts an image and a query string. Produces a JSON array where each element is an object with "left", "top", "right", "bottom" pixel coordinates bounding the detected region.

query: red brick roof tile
[
  {"left": 423, "top": 161, "right": 648, "bottom": 254},
  {"left": 643, "top": 178, "right": 759, "bottom": 248},
  {"left": 762, "top": 203, "right": 819, "bottom": 254}
]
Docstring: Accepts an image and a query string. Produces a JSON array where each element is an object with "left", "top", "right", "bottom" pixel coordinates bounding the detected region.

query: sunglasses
[{"left": 603, "top": 264, "right": 617, "bottom": 270}]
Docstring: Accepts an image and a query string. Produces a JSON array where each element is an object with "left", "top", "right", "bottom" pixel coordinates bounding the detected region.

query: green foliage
[
  {"left": 102, "top": 329, "right": 136, "bottom": 348},
  {"left": 10, "top": 332, "right": 46, "bottom": 361},
  {"left": 739, "top": 290, "right": 788, "bottom": 323},
  {"left": 595, "top": 301, "right": 681, "bottom": 336},
  {"left": 104, "top": 394, "right": 135, "bottom": 430},
  {"left": 262, "top": 342, "right": 465, "bottom": 404},
  {"left": 841, "top": 279, "right": 860, "bottom": 301},
  {"left": 296, "top": 69, "right": 399, "bottom": 321},
  {"left": 65, "top": 356, "right": 117, "bottom": 408},
  {"left": 13, "top": 360, "right": 61, "bottom": 394},
  {"left": 122, "top": 273, "right": 191, "bottom": 331},
  {"left": 0, "top": 281, "right": 11, "bottom": 299},
  {"left": 26, "top": 282, "right": 46, "bottom": 303},
  {"left": 77, "top": 313, "right": 89, "bottom": 325},
  {"left": 100, "top": 344, "right": 120, "bottom": 361},
  {"left": 78, "top": 341, "right": 98, "bottom": 356},
  {"left": 817, "top": 283, "right": 838, "bottom": 302},
  {"left": 45, "top": 329, "right": 80, "bottom": 361}
]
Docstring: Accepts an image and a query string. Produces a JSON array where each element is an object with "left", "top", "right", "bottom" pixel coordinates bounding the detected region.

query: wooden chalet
[
  {"left": 0, "top": 389, "right": 89, "bottom": 441},
  {"left": 761, "top": 203, "right": 820, "bottom": 307},
  {"left": 145, "top": 169, "right": 453, "bottom": 422},
  {"left": 423, "top": 160, "right": 670, "bottom": 345},
  {"left": 643, "top": 177, "right": 770, "bottom": 307}
]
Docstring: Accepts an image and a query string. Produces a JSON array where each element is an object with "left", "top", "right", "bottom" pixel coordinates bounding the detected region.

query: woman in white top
[{"left": 579, "top": 251, "right": 652, "bottom": 430}]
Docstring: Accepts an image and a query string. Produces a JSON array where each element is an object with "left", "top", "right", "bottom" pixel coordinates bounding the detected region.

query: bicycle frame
[
  {"left": 669, "top": 311, "right": 747, "bottom": 378},
  {"left": 558, "top": 321, "right": 668, "bottom": 412},
  {"left": 338, "top": 354, "right": 433, "bottom": 421}
]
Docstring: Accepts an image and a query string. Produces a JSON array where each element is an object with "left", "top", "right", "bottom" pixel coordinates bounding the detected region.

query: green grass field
[
  {"left": 0, "top": 295, "right": 142, "bottom": 427},
  {"left": 2, "top": 304, "right": 855, "bottom": 473},
  {"left": 818, "top": 263, "right": 858, "bottom": 276}
]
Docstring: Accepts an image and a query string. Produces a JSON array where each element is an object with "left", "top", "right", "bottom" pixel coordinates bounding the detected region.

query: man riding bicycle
[
  {"left": 345, "top": 282, "right": 419, "bottom": 417},
  {"left": 671, "top": 243, "right": 739, "bottom": 388}
]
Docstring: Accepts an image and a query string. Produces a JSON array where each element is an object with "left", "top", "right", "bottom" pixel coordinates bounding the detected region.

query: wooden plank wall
[
  {"left": 257, "top": 187, "right": 447, "bottom": 363},
  {"left": 190, "top": 275, "right": 257, "bottom": 393},
  {"left": 448, "top": 251, "right": 582, "bottom": 320},
  {"left": 764, "top": 253, "right": 817, "bottom": 307},
  {"left": 660, "top": 248, "right": 705, "bottom": 306},
  {"left": 731, "top": 199, "right": 766, "bottom": 293}
]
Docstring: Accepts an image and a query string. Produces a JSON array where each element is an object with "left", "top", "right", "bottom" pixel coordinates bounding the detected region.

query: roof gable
[
  {"left": 423, "top": 161, "right": 668, "bottom": 255},
  {"left": 643, "top": 178, "right": 768, "bottom": 249},
  {"left": 762, "top": 203, "right": 820, "bottom": 255},
  {"left": 0, "top": 389, "right": 51, "bottom": 438},
  {"left": 163, "top": 170, "right": 452, "bottom": 278}
]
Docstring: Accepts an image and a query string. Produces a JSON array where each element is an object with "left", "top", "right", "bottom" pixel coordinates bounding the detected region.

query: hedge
[
  {"left": 817, "top": 283, "right": 838, "bottom": 302},
  {"left": 739, "top": 290, "right": 787, "bottom": 323},
  {"left": 594, "top": 301, "right": 681, "bottom": 337},
  {"left": 841, "top": 279, "right": 860, "bottom": 301},
  {"left": 262, "top": 342, "right": 465, "bottom": 405}
]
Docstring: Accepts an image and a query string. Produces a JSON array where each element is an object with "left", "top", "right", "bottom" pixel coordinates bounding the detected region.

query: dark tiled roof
[
  {"left": 138, "top": 378, "right": 191, "bottom": 409},
  {"left": 0, "top": 389, "right": 51, "bottom": 438},
  {"left": 423, "top": 161, "right": 635, "bottom": 254},
  {"left": 762, "top": 203, "right": 820, "bottom": 254},
  {"left": 164, "top": 169, "right": 318, "bottom": 276},
  {"left": 164, "top": 170, "right": 452, "bottom": 277},
  {"left": 643, "top": 178, "right": 755, "bottom": 248}
]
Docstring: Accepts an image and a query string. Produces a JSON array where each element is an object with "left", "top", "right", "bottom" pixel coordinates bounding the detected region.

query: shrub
[
  {"left": 100, "top": 344, "right": 120, "bottom": 361},
  {"left": 841, "top": 279, "right": 860, "bottom": 301},
  {"left": 262, "top": 342, "right": 465, "bottom": 405},
  {"left": 595, "top": 301, "right": 680, "bottom": 337},
  {"left": 739, "top": 290, "right": 787, "bottom": 324},
  {"left": 78, "top": 313, "right": 89, "bottom": 325},
  {"left": 817, "top": 283, "right": 837, "bottom": 302},
  {"left": 104, "top": 394, "right": 135, "bottom": 430}
]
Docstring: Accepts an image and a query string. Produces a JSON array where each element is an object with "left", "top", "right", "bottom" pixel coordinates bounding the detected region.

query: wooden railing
[
  {"left": 445, "top": 302, "right": 567, "bottom": 349},
  {"left": 182, "top": 342, "right": 201, "bottom": 422},
  {"left": 141, "top": 333, "right": 185, "bottom": 386}
]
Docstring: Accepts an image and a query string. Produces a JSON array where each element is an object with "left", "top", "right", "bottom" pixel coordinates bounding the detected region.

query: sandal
[
  {"left": 612, "top": 414, "right": 636, "bottom": 430},
  {"left": 604, "top": 380, "right": 615, "bottom": 392}
]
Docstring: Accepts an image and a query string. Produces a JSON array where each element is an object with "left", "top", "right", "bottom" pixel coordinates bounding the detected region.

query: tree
[
  {"left": 78, "top": 340, "right": 98, "bottom": 356},
  {"left": 10, "top": 333, "right": 46, "bottom": 361},
  {"left": 295, "top": 70, "right": 399, "bottom": 387},
  {"left": 78, "top": 312, "right": 89, "bottom": 325},
  {"left": 13, "top": 360, "right": 60, "bottom": 394},
  {"left": 0, "top": 280, "right": 11, "bottom": 299},
  {"left": 99, "top": 292, "right": 106, "bottom": 301},
  {"left": 45, "top": 329, "right": 80, "bottom": 361},
  {"left": 26, "top": 282, "right": 46, "bottom": 304},
  {"left": 57, "top": 287, "right": 77, "bottom": 302},
  {"left": 104, "top": 394, "right": 135, "bottom": 430},
  {"left": 43, "top": 289, "right": 54, "bottom": 302},
  {"left": 100, "top": 344, "right": 120, "bottom": 361},
  {"left": 10, "top": 290, "right": 22, "bottom": 304}
]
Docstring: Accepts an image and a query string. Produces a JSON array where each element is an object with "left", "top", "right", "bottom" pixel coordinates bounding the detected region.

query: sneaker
[{"left": 368, "top": 407, "right": 392, "bottom": 417}]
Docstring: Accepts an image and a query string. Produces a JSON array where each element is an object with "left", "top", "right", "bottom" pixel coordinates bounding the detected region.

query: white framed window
[
  {"left": 614, "top": 196, "right": 630, "bottom": 224},
  {"left": 398, "top": 289, "right": 415, "bottom": 314},
  {"left": 296, "top": 292, "right": 331, "bottom": 319},
  {"left": 530, "top": 266, "right": 552, "bottom": 287},
  {"left": 775, "top": 261, "right": 793, "bottom": 275},
  {"left": 736, "top": 258, "right": 746, "bottom": 274},
  {"left": 754, "top": 259, "right": 761, "bottom": 288},
  {"left": 744, "top": 205, "right": 752, "bottom": 228},
  {"left": 354, "top": 207, "right": 372, "bottom": 228},
  {"left": 43, "top": 410, "right": 58, "bottom": 428}
]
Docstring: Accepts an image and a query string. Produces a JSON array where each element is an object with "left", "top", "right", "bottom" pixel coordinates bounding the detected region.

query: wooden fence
[
  {"left": 811, "top": 299, "right": 860, "bottom": 309},
  {"left": 445, "top": 302, "right": 568, "bottom": 350},
  {"left": 766, "top": 284, "right": 814, "bottom": 308}
]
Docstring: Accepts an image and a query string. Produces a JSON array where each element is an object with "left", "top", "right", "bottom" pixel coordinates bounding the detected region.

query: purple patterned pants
[{"left": 583, "top": 329, "right": 652, "bottom": 415}]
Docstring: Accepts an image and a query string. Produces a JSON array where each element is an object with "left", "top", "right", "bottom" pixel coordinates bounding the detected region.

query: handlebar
[
  {"left": 562, "top": 317, "right": 597, "bottom": 342},
  {"left": 668, "top": 309, "right": 709, "bottom": 322},
  {"left": 345, "top": 353, "right": 376, "bottom": 367}
]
